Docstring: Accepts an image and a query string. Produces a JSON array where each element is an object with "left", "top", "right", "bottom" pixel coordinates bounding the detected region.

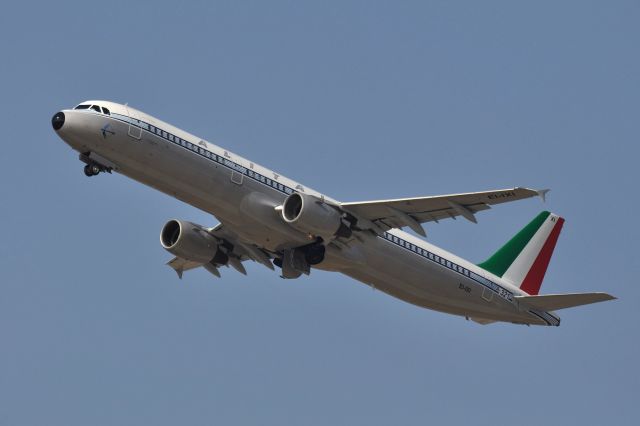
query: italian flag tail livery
[{"left": 478, "top": 211, "right": 564, "bottom": 295}]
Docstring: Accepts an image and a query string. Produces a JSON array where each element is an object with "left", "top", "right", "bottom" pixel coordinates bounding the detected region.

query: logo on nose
[{"left": 101, "top": 123, "right": 115, "bottom": 139}]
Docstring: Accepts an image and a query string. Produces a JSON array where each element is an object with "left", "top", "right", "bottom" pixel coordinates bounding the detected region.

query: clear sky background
[{"left": 1, "top": 1, "right": 638, "bottom": 425}]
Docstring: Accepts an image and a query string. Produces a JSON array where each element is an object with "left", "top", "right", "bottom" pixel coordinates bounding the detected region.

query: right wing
[{"left": 341, "top": 187, "right": 547, "bottom": 236}]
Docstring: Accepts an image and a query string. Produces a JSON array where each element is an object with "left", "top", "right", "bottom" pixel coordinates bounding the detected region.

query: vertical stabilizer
[{"left": 478, "top": 211, "right": 565, "bottom": 295}]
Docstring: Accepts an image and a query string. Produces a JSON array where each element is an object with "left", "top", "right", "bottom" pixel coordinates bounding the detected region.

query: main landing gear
[
  {"left": 83, "top": 163, "right": 102, "bottom": 177},
  {"left": 273, "top": 242, "right": 326, "bottom": 279}
]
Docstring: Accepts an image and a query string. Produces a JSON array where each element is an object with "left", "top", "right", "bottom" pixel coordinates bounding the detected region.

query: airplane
[{"left": 51, "top": 100, "right": 615, "bottom": 326}]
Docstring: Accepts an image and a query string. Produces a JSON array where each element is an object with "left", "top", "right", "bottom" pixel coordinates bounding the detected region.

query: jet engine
[
  {"left": 281, "top": 193, "right": 351, "bottom": 239},
  {"left": 160, "top": 219, "right": 226, "bottom": 264}
]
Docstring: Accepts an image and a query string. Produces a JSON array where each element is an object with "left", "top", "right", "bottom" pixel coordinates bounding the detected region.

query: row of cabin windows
[
  {"left": 75, "top": 104, "right": 111, "bottom": 115},
  {"left": 143, "top": 122, "right": 295, "bottom": 195},
  {"left": 385, "top": 233, "right": 475, "bottom": 280},
  {"left": 247, "top": 170, "right": 294, "bottom": 194}
]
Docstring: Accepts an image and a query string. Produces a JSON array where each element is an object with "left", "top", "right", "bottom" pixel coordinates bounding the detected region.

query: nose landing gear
[{"left": 80, "top": 152, "right": 113, "bottom": 177}]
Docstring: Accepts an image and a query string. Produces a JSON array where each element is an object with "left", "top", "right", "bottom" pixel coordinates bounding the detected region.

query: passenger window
[
  {"left": 90, "top": 105, "right": 101, "bottom": 112},
  {"left": 102, "top": 107, "right": 110, "bottom": 115}
]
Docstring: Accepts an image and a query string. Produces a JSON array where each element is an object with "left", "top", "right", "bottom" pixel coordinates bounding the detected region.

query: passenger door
[{"left": 125, "top": 105, "right": 142, "bottom": 140}]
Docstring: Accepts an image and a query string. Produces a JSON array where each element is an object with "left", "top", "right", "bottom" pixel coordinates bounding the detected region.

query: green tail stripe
[{"left": 478, "top": 211, "right": 551, "bottom": 277}]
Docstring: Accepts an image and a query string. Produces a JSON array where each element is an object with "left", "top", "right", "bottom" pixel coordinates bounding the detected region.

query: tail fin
[{"left": 478, "top": 211, "right": 564, "bottom": 295}]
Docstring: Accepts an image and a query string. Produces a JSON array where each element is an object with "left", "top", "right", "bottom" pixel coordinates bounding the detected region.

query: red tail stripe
[{"left": 520, "top": 217, "right": 565, "bottom": 295}]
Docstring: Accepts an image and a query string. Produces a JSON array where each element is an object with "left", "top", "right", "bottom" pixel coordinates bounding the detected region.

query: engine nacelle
[
  {"left": 281, "top": 193, "right": 351, "bottom": 239},
  {"left": 160, "top": 219, "right": 220, "bottom": 263}
]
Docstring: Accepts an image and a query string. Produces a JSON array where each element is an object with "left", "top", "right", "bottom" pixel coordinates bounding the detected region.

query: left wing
[
  {"left": 166, "top": 223, "right": 274, "bottom": 279},
  {"left": 341, "top": 187, "right": 547, "bottom": 237}
]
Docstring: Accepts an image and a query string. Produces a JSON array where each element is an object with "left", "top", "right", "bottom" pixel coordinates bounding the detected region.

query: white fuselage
[{"left": 53, "top": 101, "right": 560, "bottom": 326}]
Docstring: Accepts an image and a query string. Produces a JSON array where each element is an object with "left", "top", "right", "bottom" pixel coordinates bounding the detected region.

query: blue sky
[{"left": 1, "top": 1, "right": 638, "bottom": 425}]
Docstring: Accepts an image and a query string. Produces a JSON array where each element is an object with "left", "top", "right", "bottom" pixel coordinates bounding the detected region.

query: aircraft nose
[{"left": 51, "top": 111, "right": 65, "bottom": 131}]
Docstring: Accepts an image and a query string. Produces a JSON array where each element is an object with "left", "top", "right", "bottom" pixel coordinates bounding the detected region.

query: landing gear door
[{"left": 125, "top": 105, "right": 142, "bottom": 140}]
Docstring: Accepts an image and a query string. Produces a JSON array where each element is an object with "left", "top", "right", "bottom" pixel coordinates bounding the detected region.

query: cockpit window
[{"left": 74, "top": 103, "right": 111, "bottom": 115}]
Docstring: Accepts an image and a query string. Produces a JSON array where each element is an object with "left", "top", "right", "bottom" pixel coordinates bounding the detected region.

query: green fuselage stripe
[{"left": 477, "top": 211, "right": 550, "bottom": 277}]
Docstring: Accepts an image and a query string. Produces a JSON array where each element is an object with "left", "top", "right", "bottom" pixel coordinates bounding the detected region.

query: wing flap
[{"left": 515, "top": 293, "right": 616, "bottom": 311}]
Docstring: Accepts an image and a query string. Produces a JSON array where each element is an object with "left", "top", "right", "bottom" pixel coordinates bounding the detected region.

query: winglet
[{"left": 537, "top": 189, "right": 550, "bottom": 203}]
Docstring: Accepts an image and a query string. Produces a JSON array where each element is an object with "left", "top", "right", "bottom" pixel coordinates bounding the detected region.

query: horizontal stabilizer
[{"left": 515, "top": 293, "right": 616, "bottom": 311}]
